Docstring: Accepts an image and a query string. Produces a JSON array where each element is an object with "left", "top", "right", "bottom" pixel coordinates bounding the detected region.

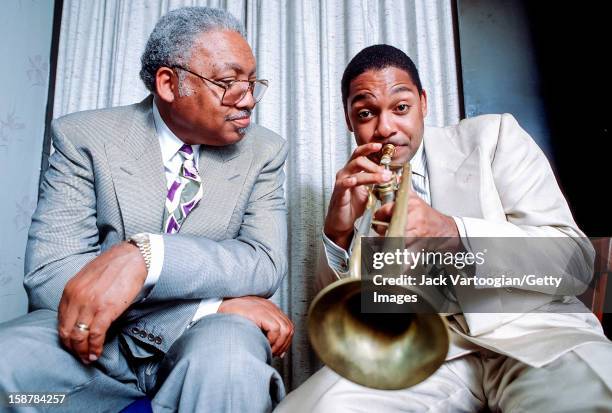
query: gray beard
[{"left": 237, "top": 123, "right": 253, "bottom": 137}]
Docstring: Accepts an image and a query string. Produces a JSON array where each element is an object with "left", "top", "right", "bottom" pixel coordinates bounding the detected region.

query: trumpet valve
[{"left": 376, "top": 144, "right": 397, "bottom": 204}]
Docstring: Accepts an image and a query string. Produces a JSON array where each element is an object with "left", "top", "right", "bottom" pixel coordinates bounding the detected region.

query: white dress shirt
[{"left": 138, "top": 101, "right": 222, "bottom": 324}]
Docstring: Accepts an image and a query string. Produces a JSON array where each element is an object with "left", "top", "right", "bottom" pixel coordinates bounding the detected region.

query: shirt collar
[
  {"left": 152, "top": 100, "right": 199, "bottom": 164},
  {"left": 410, "top": 139, "right": 427, "bottom": 178}
]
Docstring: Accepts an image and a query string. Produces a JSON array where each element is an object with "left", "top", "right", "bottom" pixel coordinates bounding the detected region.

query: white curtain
[{"left": 54, "top": 0, "right": 460, "bottom": 389}]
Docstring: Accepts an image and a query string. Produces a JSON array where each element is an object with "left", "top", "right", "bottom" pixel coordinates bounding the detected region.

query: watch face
[{"left": 132, "top": 233, "right": 148, "bottom": 243}]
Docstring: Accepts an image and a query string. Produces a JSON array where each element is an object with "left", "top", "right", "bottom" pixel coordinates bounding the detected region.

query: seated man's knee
[
  {"left": 156, "top": 314, "right": 283, "bottom": 411},
  {"left": 310, "top": 389, "right": 355, "bottom": 413},
  {"left": 169, "top": 313, "right": 272, "bottom": 374},
  {"left": 0, "top": 310, "right": 61, "bottom": 384},
  {"left": 0, "top": 309, "right": 57, "bottom": 352}
]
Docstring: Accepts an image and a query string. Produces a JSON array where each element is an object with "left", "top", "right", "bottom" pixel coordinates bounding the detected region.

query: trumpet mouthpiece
[{"left": 380, "top": 144, "right": 395, "bottom": 166}]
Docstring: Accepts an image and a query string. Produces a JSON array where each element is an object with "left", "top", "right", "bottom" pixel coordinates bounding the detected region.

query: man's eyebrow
[
  {"left": 350, "top": 86, "right": 415, "bottom": 107},
  {"left": 390, "top": 85, "right": 415, "bottom": 95},
  {"left": 214, "top": 62, "right": 257, "bottom": 76},
  {"left": 350, "top": 92, "right": 375, "bottom": 106}
]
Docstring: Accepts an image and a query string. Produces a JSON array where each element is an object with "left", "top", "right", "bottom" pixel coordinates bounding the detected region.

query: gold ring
[{"left": 75, "top": 322, "right": 90, "bottom": 332}]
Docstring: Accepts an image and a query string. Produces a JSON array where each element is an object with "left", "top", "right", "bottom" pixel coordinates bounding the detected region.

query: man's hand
[
  {"left": 324, "top": 142, "right": 393, "bottom": 249},
  {"left": 218, "top": 296, "right": 294, "bottom": 357},
  {"left": 58, "top": 242, "right": 147, "bottom": 364},
  {"left": 374, "top": 187, "right": 462, "bottom": 251}
]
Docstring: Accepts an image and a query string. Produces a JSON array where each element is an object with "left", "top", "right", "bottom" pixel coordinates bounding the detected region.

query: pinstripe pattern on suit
[{"left": 24, "top": 95, "right": 288, "bottom": 353}]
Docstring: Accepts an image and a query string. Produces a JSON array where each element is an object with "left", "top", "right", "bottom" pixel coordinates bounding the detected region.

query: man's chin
[
  {"left": 236, "top": 123, "right": 253, "bottom": 138},
  {"left": 392, "top": 145, "right": 416, "bottom": 164},
  {"left": 213, "top": 124, "right": 252, "bottom": 146}
]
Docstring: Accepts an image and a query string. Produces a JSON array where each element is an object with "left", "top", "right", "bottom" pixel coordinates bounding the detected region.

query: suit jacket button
[
  {"left": 147, "top": 333, "right": 155, "bottom": 342},
  {"left": 155, "top": 336, "right": 162, "bottom": 344},
  {"left": 131, "top": 327, "right": 140, "bottom": 334},
  {"left": 140, "top": 330, "right": 147, "bottom": 338}
]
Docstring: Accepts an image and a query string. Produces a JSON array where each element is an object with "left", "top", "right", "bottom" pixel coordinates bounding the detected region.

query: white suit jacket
[{"left": 317, "top": 114, "right": 609, "bottom": 373}]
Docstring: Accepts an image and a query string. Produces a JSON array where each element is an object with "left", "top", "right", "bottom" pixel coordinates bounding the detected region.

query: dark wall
[
  {"left": 456, "top": 0, "right": 552, "bottom": 157},
  {"left": 457, "top": 0, "right": 612, "bottom": 235},
  {"left": 525, "top": 2, "right": 612, "bottom": 334},
  {"left": 523, "top": 2, "right": 612, "bottom": 237}
]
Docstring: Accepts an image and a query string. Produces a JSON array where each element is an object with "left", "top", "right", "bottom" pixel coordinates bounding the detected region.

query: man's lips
[
  {"left": 229, "top": 117, "right": 250, "bottom": 128},
  {"left": 382, "top": 138, "right": 408, "bottom": 147},
  {"left": 368, "top": 142, "right": 409, "bottom": 163},
  {"left": 226, "top": 110, "right": 252, "bottom": 129}
]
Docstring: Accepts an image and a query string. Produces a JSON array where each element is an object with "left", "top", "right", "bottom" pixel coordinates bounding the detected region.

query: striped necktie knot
[
  {"left": 179, "top": 143, "right": 194, "bottom": 159},
  {"left": 178, "top": 144, "right": 200, "bottom": 182}
]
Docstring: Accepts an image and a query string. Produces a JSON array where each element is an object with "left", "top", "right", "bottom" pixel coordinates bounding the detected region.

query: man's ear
[
  {"left": 155, "top": 67, "right": 178, "bottom": 103},
  {"left": 344, "top": 106, "right": 354, "bottom": 132},
  {"left": 420, "top": 89, "right": 428, "bottom": 118}
]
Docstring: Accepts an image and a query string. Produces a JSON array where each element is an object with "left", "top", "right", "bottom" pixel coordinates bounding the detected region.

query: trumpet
[{"left": 308, "top": 144, "right": 449, "bottom": 390}]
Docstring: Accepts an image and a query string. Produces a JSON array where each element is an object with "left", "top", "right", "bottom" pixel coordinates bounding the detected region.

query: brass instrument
[{"left": 308, "top": 144, "right": 449, "bottom": 390}]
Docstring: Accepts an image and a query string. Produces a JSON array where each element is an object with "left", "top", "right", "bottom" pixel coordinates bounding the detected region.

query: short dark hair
[{"left": 341, "top": 44, "right": 423, "bottom": 109}]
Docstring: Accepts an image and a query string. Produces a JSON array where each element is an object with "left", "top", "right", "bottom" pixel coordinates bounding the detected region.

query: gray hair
[{"left": 139, "top": 7, "right": 245, "bottom": 93}]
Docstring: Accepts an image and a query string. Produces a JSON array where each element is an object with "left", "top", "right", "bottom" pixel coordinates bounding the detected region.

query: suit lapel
[
  {"left": 424, "top": 125, "right": 483, "bottom": 219},
  {"left": 105, "top": 96, "right": 167, "bottom": 237}
]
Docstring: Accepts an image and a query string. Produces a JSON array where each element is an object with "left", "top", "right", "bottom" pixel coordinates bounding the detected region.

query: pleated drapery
[{"left": 53, "top": 0, "right": 460, "bottom": 389}]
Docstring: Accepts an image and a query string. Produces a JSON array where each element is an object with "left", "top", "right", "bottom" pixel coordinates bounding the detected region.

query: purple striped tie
[{"left": 163, "top": 144, "right": 203, "bottom": 234}]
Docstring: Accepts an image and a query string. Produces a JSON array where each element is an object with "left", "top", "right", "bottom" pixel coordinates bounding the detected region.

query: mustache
[{"left": 225, "top": 110, "right": 252, "bottom": 121}]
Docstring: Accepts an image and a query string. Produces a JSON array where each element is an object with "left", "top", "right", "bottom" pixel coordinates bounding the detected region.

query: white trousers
[{"left": 276, "top": 342, "right": 612, "bottom": 412}]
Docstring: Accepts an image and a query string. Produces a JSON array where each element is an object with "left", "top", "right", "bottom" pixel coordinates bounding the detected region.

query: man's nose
[
  {"left": 375, "top": 112, "right": 397, "bottom": 139},
  {"left": 235, "top": 88, "right": 256, "bottom": 110}
]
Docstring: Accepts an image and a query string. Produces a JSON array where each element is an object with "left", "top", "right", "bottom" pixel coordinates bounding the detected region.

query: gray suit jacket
[{"left": 24, "top": 96, "right": 288, "bottom": 352}]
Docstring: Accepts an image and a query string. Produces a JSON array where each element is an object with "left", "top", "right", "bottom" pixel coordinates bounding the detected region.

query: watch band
[{"left": 128, "top": 233, "right": 152, "bottom": 271}]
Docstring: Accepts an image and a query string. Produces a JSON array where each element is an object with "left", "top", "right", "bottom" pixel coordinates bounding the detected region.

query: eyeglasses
[{"left": 172, "top": 66, "right": 268, "bottom": 105}]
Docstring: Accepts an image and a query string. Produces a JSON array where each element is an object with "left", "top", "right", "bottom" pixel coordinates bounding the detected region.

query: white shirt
[{"left": 138, "top": 102, "right": 222, "bottom": 324}]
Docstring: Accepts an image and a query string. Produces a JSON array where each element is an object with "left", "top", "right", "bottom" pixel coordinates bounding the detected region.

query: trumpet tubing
[{"left": 308, "top": 144, "right": 449, "bottom": 390}]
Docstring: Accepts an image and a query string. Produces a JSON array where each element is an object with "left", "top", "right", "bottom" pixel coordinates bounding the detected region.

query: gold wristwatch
[{"left": 128, "top": 233, "right": 152, "bottom": 271}]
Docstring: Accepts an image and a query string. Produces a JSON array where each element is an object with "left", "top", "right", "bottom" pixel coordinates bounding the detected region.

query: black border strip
[
  {"left": 39, "top": 0, "right": 64, "bottom": 192},
  {"left": 451, "top": 0, "right": 466, "bottom": 119}
]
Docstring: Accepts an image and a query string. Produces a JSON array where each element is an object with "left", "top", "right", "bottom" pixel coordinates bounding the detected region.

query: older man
[
  {"left": 0, "top": 7, "right": 292, "bottom": 412},
  {"left": 277, "top": 45, "right": 612, "bottom": 412}
]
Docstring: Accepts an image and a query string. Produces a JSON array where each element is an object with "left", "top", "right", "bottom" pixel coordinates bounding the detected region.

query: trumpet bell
[{"left": 308, "top": 278, "right": 449, "bottom": 390}]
